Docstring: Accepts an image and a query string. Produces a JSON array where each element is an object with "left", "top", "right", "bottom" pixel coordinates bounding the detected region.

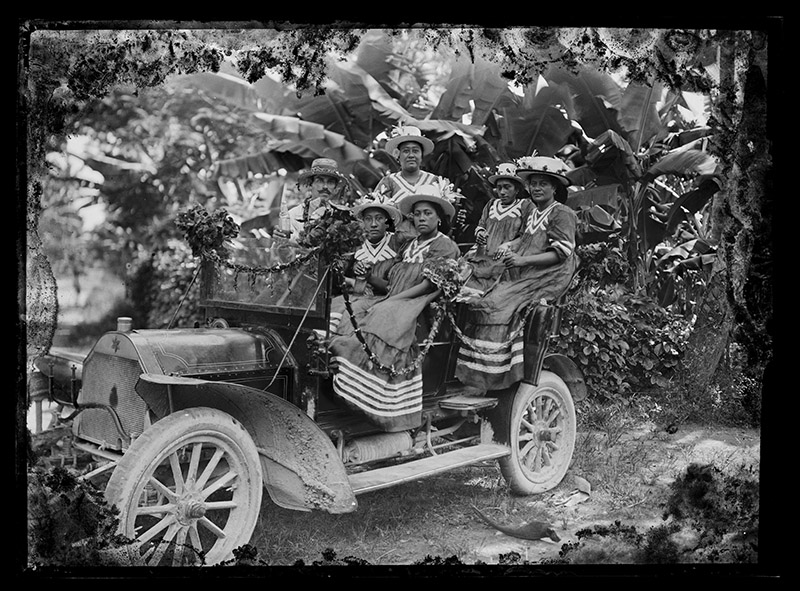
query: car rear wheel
[
  {"left": 105, "top": 407, "right": 263, "bottom": 566},
  {"left": 498, "top": 372, "right": 576, "bottom": 495}
]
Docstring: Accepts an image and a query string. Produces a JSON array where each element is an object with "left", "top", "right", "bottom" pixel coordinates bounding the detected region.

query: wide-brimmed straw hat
[
  {"left": 384, "top": 125, "right": 434, "bottom": 156},
  {"left": 298, "top": 157, "right": 346, "bottom": 183},
  {"left": 515, "top": 156, "right": 572, "bottom": 187},
  {"left": 396, "top": 184, "right": 456, "bottom": 222},
  {"left": 488, "top": 162, "right": 525, "bottom": 185},
  {"left": 352, "top": 195, "right": 403, "bottom": 227}
]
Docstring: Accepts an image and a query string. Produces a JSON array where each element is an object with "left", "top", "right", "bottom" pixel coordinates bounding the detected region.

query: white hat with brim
[
  {"left": 385, "top": 125, "right": 435, "bottom": 156},
  {"left": 352, "top": 200, "right": 403, "bottom": 227},
  {"left": 488, "top": 162, "right": 525, "bottom": 186},
  {"left": 397, "top": 190, "right": 456, "bottom": 222},
  {"left": 298, "top": 157, "right": 346, "bottom": 183},
  {"left": 516, "top": 156, "right": 572, "bottom": 187}
]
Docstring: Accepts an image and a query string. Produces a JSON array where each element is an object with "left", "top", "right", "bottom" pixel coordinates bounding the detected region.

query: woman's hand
[
  {"left": 353, "top": 260, "right": 372, "bottom": 277},
  {"left": 493, "top": 241, "right": 514, "bottom": 260},
  {"left": 501, "top": 251, "right": 524, "bottom": 268}
]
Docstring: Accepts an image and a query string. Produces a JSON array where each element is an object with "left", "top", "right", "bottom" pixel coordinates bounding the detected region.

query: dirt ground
[
  {"left": 246, "top": 421, "right": 764, "bottom": 568},
  {"left": 457, "top": 423, "right": 762, "bottom": 565},
  {"left": 356, "top": 426, "right": 761, "bottom": 565},
  {"left": 26, "top": 400, "right": 764, "bottom": 568}
]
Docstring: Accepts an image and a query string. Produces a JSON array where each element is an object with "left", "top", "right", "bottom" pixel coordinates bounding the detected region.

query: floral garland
[
  {"left": 298, "top": 205, "right": 365, "bottom": 267},
  {"left": 421, "top": 257, "right": 472, "bottom": 300},
  {"left": 176, "top": 204, "right": 241, "bottom": 260},
  {"left": 445, "top": 304, "right": 536, "bottom": 354},
  {"left": 332, "top": 266, "right": 446, "bottom": 379},
  {"left": 177, "top": 204, "right": 320, "bottom": 281}
]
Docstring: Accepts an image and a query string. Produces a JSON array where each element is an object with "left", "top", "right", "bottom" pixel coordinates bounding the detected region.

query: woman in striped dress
[
  {"left": 455, "top": 157, "right": 579, "bottom": 392},
  {"left": 328, "top": 198, "right": 406, "bottom": 334},
  {"left": 462, "top": 162, "right": 533, "bottom": 291},
  {"left": 329, "top": 187, "right": 462, "bottom": 432}
]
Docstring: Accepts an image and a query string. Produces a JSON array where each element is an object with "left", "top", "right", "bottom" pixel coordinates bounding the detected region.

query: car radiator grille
[{"left": 73, "top": 353, "right": 148, "bottom": 452}]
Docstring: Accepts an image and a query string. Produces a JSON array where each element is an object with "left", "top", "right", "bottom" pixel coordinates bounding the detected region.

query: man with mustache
[{"left": 285, "top": 158, "right": 352, "bottom": 240}]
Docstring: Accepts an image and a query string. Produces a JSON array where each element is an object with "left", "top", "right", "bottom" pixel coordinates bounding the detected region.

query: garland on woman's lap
[
  {"left": 444, "top": 305, "right": 534, "bottom": 354},
  {"left": 332, "top": 266, "right": 445, "bottom": 379}
]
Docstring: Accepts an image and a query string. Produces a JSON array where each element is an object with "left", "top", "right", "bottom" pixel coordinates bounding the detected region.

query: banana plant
[{"left": 628, "top": 141, "right": 719, "bottom": 292}]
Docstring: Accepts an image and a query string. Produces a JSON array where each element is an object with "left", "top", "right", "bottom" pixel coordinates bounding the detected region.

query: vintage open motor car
[{"left": 28, "top": 231, "right": 586, "bottom": 566}]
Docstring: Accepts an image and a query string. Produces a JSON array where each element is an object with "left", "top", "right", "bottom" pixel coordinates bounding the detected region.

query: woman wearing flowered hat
[
  {"left": 327, "top": 196, "right": 406, "bottom": 333},
  {"left": 373, "top": 125, "right": 460, "bottom": 242},
  {"left": 328, "top": 185, "right": 463, "bottom": 432},
  {"left": 461, "top": 162, "right": 534, "bottom": 291},
  {"left": 455, "top": 156, "right": 579, "bottom": 391}
]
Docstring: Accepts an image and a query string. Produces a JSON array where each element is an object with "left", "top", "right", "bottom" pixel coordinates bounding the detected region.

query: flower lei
[{"left": 331, "top": 266, "right": 448, "bottom": 379}]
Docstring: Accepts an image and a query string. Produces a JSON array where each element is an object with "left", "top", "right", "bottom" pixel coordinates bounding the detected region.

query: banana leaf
[
  {"left": 168, "top": 71, "right": 263, "bottom": 112},
  {"left": 664, "top": 178, "right": 721, "bottom": 234},
  {"left": 543, "top": 66, "right": 626, "bottom": 139},
  {"left": 639, "top": 147, "right": 717, "bottom": 185},
  {"left": 354, "top": 30, "right": 426, "bottom": 109},
  {"left": 655, "top": 237, "right": 716, "bottom": 268},
  {"left": 432, "top": 54, "right": 518, "bottom": 126},
  {"left": 619, "top": 81, "right": 666, "bottom": 153},
  {"left": 496, "top": 85, "right": 575, "bottom": 159},
  {"left": 566, "top": 184, "right": 621, "bottom": 210},
  {"left": 212, "top": 114, "right": 369, "bottom": 179}
]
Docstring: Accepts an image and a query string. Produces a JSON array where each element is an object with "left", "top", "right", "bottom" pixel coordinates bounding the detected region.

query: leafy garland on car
[
  {"left": 331, "top": 257, "right": 468, "bottom": 378},
  {"left": 297, "top": 205, "right": 365, "bottom": 266},
  {"left": 177, "top": 204, "right": 479, "bottom": 378},
  {"left": 176, "top": 204, "right": 319, "bottom": 283}
]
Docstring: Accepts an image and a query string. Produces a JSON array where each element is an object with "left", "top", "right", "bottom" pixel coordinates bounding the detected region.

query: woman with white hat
[
  {"left": 328, "top": 185, "right": 462, "bottom": 432},
  {"left": 461, "top": 162, "right": 534, "bottom": 290},
  {"left": 455, "top": 156, "right": 579, "bottom": 391},
  {"left": 327, "top": 197, "right": 406, "bottom": 333},
  {"left": 373, "top": 125, "right": 458, "bottom": 242}
]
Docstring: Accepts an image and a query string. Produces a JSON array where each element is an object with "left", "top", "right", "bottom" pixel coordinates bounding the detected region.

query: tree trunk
[
  {"left": 679, "top": 250, "right": 733, "bottom": 394},
  {"left": 678, "top": 43, "right": 772, "bottom": 394}
]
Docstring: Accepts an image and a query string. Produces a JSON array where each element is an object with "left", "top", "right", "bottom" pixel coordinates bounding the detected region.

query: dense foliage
[{"left": 24, "top": 26, "right": 774, "bottom": 417}]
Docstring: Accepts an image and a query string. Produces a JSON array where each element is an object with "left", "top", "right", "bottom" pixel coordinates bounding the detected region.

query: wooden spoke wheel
[
  {"left": 105, "top": 407, "right": 263, "bottom": 566},
  {"left": 499, "top": 371, "right": 576, "bottom": 495}
]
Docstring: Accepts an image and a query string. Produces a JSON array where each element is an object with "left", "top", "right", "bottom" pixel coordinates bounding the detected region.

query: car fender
[
  {"left": 542, "top": 353, "right": 587, "bottom": 402},
  {"left": 135, "top": 373, "right": 357, "bottom": 514}
]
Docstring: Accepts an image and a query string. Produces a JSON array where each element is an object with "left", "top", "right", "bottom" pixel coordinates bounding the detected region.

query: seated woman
[
  {"left": 455, "top": 156, "right": 579, "bottom": 392},
  {"left": 462, "top": 162, "right": 533, "bottom": 292},
  {"left": 328, "top": 196, "right": 406, "bottom": 334},
  {"left": 328, "top": 185, "right": 462, "bottom": 432}
]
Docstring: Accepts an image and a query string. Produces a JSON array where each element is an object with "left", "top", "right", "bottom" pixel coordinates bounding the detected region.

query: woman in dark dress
[
  {"left": 329, "top": 185, "right": 462, "bottom": 432},
  {"left": 462, "top": 161, "right": 534, "bottom": 291},
  {"left": 455, "top": 157, "right": 579, "bottom": 391},
  {"left": 328, "top": 197, "right": 406, "bottom": 334}
]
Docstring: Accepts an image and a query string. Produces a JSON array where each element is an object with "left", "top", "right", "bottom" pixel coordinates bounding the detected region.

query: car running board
[
  {"left": 437, "top": 395, "right": 498, "bottom": 411},
  {"left": 348, "top": 443, "right": 510, "bottom": 495}
]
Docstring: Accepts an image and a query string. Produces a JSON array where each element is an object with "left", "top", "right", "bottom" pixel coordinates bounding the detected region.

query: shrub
[
  {"left": 553, "top": 284, "right": 690, "bottom": 401},
  {"left": 127, "top": 238, "right": 203, "bottom": 329}
]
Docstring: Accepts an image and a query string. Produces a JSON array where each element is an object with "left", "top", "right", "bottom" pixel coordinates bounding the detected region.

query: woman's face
[
  {"left": 494, "top": 179, "right": 519, "bottom": 205},
  {"left": 526, "top": 174, "right": 557, "bottom": 209},
  {"left": 396, "top": 141, "right": 423, "bottom": 173},
  {"left": 411, "top": 201, "right": 441, "bottom": 238},
  {"left": 361, "top": 208, "right": 390, "bottom": 242}
]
